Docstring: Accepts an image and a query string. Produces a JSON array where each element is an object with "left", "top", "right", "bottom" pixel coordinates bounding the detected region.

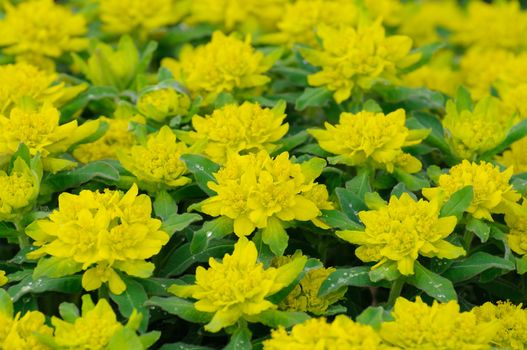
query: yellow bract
[
  {"left": 118, "top": 126, "right": 191, "bottom": 192},
  {"left": 423, "top": 160, "right": 521, "bottom": 221},
  {"left": 99, "top": 0, "right": 182, "bottom": 37},
  {"left": 162, "top": 31, "right": 277, "bottom": 103},
  {"left": 309, "top": 109, "right": 428, "bottom": 173},
  {"left": 337, "top": 193, "right": 463, "bottom": 276},
  {"left": 0, "top": 100, "right": 100, "bottom": 172},
  {"left": 137, "top": 88, "right": 190, "bottom": 122},
  {"left": 0, "top": 271, "right": 6, "bottom": 287},
  {"left": 264, "top": 315, "right": 389, "bottom": 349},
  {"left": 505, "top": 200, "right": 527, "bottom": 262},
  {"left": 190, "top": 101, "right": 288, "bottom": 164},
  {"left": 25, "top": 184, "right": 169, "bottom": 295},
  {"left": 380, "top": 297, "right": 497, "bottom": 350},
  {"left": 199, "top": 151, "right": 326, "bottom": 237},
  {"left": 169, "top": 237, "right": 306, "bottom": 332},
  {"left": 0, "top": 0, "right": 87, "bottom": 67},
  {"left": 0, "top": 62, "right": 86, "bottom": 114},
  {"left": 473, "top": 301, "right": 527, "bottom": 350},
  {"left": 300, "top": 21, "right": 418, "bottom": 103},
  {"left": 497, "top": 137, "right": 527, "bottom": 174},
  {"left": 443, "top": 96, "right": 513, "bottom": 160}
]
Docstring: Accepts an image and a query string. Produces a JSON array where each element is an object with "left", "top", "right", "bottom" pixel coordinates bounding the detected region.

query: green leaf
[
  {"left": 517, "top": 256, "right": 527, "bottom": 275},
  {"left": 295, "top": 87, "right": 332, "bottom": 111},
  {"left": 369, "top": 263, "right": 401, "bottom": 282},
  {"left": 319, "top": 209, "right": 363, "bottom": 230},
  {"left": 392, "top": 169, "right": 430, "bottom": 191},
  {"left": 0, "top": 289, "right": 13, "bottom": 316},
  {"left": 345, "top": 171, "right": 372, "bottom": 197},
  {"left": 157, "top": 240, "right": 234, "bottom": 277},
  {"left": 261, "top": 218, "right": 288, "bottom": 256},
  {"left": 272, "top": 131, "right": 309, "bottom": 155},
  {"left": 160, "top": 344, "right": 214, "bottom": 350},
  {"left": 33, "top": 257, "right": 83, "bottom": 279},
  {"left": 335, "top": 188, "right": 365, "bottom": 222},
  {"left": 248, "top": 309, "right": 310, "bottom": 328},
  {"left": 455, "top": 86, "right": 474, "bottom": 112},
  {"left": 318, "top": 266, "right": 372, "bottom": 297},
  {"left": 407, "top": 262, "right": 456, "bottom": 302},
  {"left": 190, "top": 217, "right": 233, "bottom": 253},
  {"left": 110, "top": 278, "right": 149, "bottom": 332},
  {"left": 107, "top": 328, "right": 144, "bottom": 350},
  {"left": 8, "top": 275, "right": 82, "bottom": 302},
  {"left": 375, "top": 85, "right": 445, "bottom": 110},
  {"left": 443, "top": 252, "right": 515, "bottom": 283},
  {"left": 162, "top": 213, "right": 202, "bottom": 236},
  {"left": 267, "top": 258, "right": 322, "bottom": 304},
  {"left": 356, "top": 306, "right": 390, "bottom": 330},
  {"left": 181, "top": 154, "right": 220, "bottom": 196},
  {"left": 466, "top": 218, "right": 491, "bottom": 243},
  {"left": 224, "top": 324, "right": 252, "bottom": 350},
  {"left": 145, "top": 296, "right": 212, "bottom": 324},
  {"left": 58, "top": 302, "right": 79, "bottom": 323},
  {"left": 480, "top": 119, "right": 527, "bottom": 158},
  {"left": 60, "top": 86, "right": 119, "bottom": 122},
  {"left": 0, "top": 222, "right": 19, "bottom": 239},
  {"left": 407, "top": 112, "right": 452, "bottom": 157},
  {"left": 362, "top": 99, "right": 383, "bottom": 113},
  {"left": 154, "top": 191, "right": 178, "bottom": 221},
  {"left": 440, "top": 186, "right": 473, "bottom": 218}
]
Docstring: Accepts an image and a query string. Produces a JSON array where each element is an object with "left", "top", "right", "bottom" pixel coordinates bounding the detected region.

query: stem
[
  {"left": 387, "top": 278, "right": 405, "bottom": 307},
  {"left": 14, "top": 220, "right": 30, "bottom": 249},
  {"left": 463, "top": 230, "right": 474, "bottom": 252}
]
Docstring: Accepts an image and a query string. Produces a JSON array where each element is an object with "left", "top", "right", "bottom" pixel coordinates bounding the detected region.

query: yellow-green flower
[
  {"left": 337, "top": 193, "right": 464, "bottom": 276},
  {"left": 380, "top": 297, "right": 497, "bottom": 350},
  {"left": 473, "top": 301, "right": 527, "bottom": 350},
  {"left": 25, "top": 184, "right": 169, "bottom": 295},
  {"left": 505, "top": 200, "right": 527, "bottom": 266},
  {"left": 118, "top": 126, "right": 191, "bottom": 192},
  {"left": 190, "top": 101, "right": 288, "bottom": 164},
  {"left": 497, "top": 137, "right": 527, "bottom": 174},
  {"left": 199, "top": 151, "right": 326, "bottom": 248},
  {"left": 443, "top": 96, "right": 513, "bottom": 160},
  {"left": 0, "top": 290, "right": 52, "bottom": 349},
  {"left": 99, "top": 0, "right": 183, "bottom": 37},
  {"left": 422, "top": 160, "right": 521, "bottom": 221},
  {"left": 0, "top": 0, "right": 87, "bottom": 66},
  {"left": 0, "top": 99, "right": 101, "bottom": 172},
  {"left": 0, "top": 62, "right": 86, "bottom": 114},
  {"left": 169, "top": 237, "right": 306, "bottom": 332},
  {"left": 0, "top": 157, "right": 41, "bottom": 222},
  {"left": 0, "top": 271, "right": 7, "bottom": 287},
  {"left": 162, "top": 31, "right": 278, "bottom": 103},
  {"left": 309, "top": 109, "right": 428, "bottom": 173},
  {"left": 264, "top": 315, "right": 389, "bottom": 349},
  {"left": 137, "top": 87, "right": 190, "bottom": 122},
  {"left": 300, "top": 21, "right": 419, "bottom": 103}
]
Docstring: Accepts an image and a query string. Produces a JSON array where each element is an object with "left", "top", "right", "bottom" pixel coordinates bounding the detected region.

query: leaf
[
  {"left": 455, "top": 86, "right": 474, "bottom": 112},
  {"left": 248, "top": 309, "right": 310, "bottom": 328},
  {"left": 295, "top": 87, "right": 332, "bottom": 111},
  {"left": 181, "top": 154, "right": 220, "bottom": 196},
  {"left": 356, "top": 306, "right": 390, "bottom": 330},
  {"left": 443, "top": 252, "right": 515, "bottom": 283},
  {"left": 60, "top": 86, "right": 119, "bottom": 122},
  {"left": 272, "top": 131, "right": 309, "bottom": 155},
  {"left": 190, "top": 217, "right": 233, "bottom": 254},
  {"left": 261, "top": 218, "right": 288, "bottom": 256},
  {"left": 110, "top": 278, "right": 149, "bottom": 332},
  {"left": 0, "top": 222, "right": 19, "bottom": 239},
  {"left": 8, "top": 275, "right": 82, "bottom": 302},
  {"left": 517, "top": 256, "right": 527, "bottom": 275},
  {"left": 466, "top": 218, "right": 491, "bottom": 243},
  {"left": 33, "top": 257, "right": 83, "bottom": 279},
  {"left": 392, "top": 169, "right": 429, "bottom": 191},
  {"left": 407, "top": 112, "right": 451, "bottom": 156},
  {"left": 318, "top": 209, "right": 363, "bottom": 230},
  {"left": 154, "top": 191, "right": 178, "bottom": 221},
  {"left": 481, "top": 119, "right": 527, "bottom": 158},
  {"left": 162, "top": 213, "right": 202, "bottom": 236},
  {"left": 160, "top": 344, "right": 214, "bottom": 350},
  {"left": 440, "top": 186, "right": 473, "bottom": 218},
  {"left": 369, "top": 263, "right": 400, "bottom": 282},
  {"left": 335, "top": 188, "right": 365, "bottom": 222},
  {"left": 58, "top": 302, "right": 79, "bottom": 322},
  {"left": 145, "top": 296, "right": 212, "bottom": 323},
  {"left": 345, "top": 171, "right": 372, "bottom": 197},
  {"left": 407, "top": 262, "right": 457, "bottom": 302},
  {"left": 375, "top": 86, "right": 445, "bottom": 110},
  {"left": 157, "top": 240, "right": 234, "bottom": 277},
  {"left": 318, "top": 266, "right": 372, "bottom": 297},
  {"left": 224, "top": 324, "right": 252, "bottom": 350}
]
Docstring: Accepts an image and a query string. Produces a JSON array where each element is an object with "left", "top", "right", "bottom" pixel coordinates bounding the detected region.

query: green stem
[
  {"left": 463, "top": 230, "right": 474, "bottom": 252},
  {"left": 14, "top": 220, "right": 30, "bottom": 249},
  {"left": 387, "top": 278, "right": 405, "bottom": 307}
]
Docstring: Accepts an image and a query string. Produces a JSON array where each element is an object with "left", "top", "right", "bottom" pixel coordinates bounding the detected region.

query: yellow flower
[
  {"left": 380, "top": 297, "right": 497, "bottom": 350},
  {"left": 25, "top": 184, "right": 169, "bottom": 295},
  {"left": 0, "top": 290, "right": 52, "bottom": 350},
  {"left": 363, "top": 0, "right": 404, "bottom": 27},
  {"left": 0, "top": 271, "right": 7, "bottom": 287},
  {"left": 190, "top": 101, "right": 288, "bottom": 164},
  {"left": 499, "top": 83, "right": 527, "bottom": 119},
  {"left": 161, "top": 31, "right": 277, "bottom": 103},
  {"left": 452, "top": 1, "right": 527, "bottom": 51},
  {"left": 73, "top": 113, "right": 145, "bottom": 163},
  {"left": 300, "top": 21, "right": 418, "bottom": 103},
  {"left": 273, "top": 255, "right": 346, "bottom": 315},
  {"left": 169, "top": 237, "right": 306, "bottom": 332},
  {"left": 185, "top": 0, "right": 287, "bottom": 32},
  {"left": 473, "top": 301, "right": 527, "bottom": 350},
  {"left": 337, "top": 193, "right": 463, "bottom": 276},
  {"left": 264, "top": 315, "right": 389, "bottom": 350},
  {"left": 301, "top": 183, "right": 334, "bottom": 229},
  {"left": 199, "top": 151, "right": 324, "bottom": 238},
  {"left": 0, "top": 0, "right": 87, "bottom": 64},
  {"left": 0, "top": 100, "right": 101, "bottom": 172},
  {"left": 99, "top": 0, "right": 182, "bottom": 37},
  {"left": 309, "top": 109, "right": 428, "bottom": 173},
  {"left": 0, "top": 157, "right": 41, "bottom": 222},
  {"left": 505, "top": 200, "right": 527, "bottom": 262},
  {"left": 137, "top": 87, "right": 190, "bottom": 122},
  {"left": 443, "top": 96, "right": 513, "bottom": 160},
  {"left": 260, "top": 0, "right": 358, "bottom": 47},
  {"left": 422, "top": 160, "right": 521, "bottom": 221},
  {"left": 0, "top": 62, "right": 86, "bottom": 114},
  {"left": 118, "top": 126, "right": 191, "bottom": 192},
  {"left": 497, "top": 137, "right": 527, "bottom": 174}
]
